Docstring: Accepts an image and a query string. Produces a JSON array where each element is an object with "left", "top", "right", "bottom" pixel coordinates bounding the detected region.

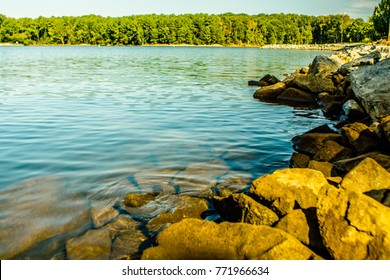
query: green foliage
[
  {"left": 0, "top": 13, "right": 374, "bottom": 46},
  {"left": 372, "top": 0, "right": 390, "bottom": 40}
]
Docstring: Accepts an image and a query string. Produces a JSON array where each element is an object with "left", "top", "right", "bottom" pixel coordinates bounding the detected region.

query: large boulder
[
  {"left": 213, "top": 194, "right": 279, "bottom": 226},
  {"left": 313, "top": 140, "right": 353, "bottom": 163},
  {"left": 308, "top": 55, "right": 343, "bottom": 77},
  {"left": 290, "top": 74, "right": 336, "bottom": 94},
  {"left": 249, "top": 168, "right": 329, "bottom": 216},
  {"left": 290, "top": 152, "right": 311, "bottom": 168},
  {"left": 317, "top": 185, "right": 390, "bottom": 259},
  {"left": 338, "top": 52, "right": 381, "bottom": 75},
  {"left": 349, "top": 58, "right": 390, "bottom": 120},
  {"left": 333, "top": 152, "right": 390, "bottom": 175},
  {"left": 276, "top": 87, "right": 316, "bottom": 104},
  {"left": 141, "top": 219, "right": 322, "bottom": 260},
  {"left": 253, "top": 82, "right": 286, "bottom": 100},
  {"left": 291, "top": 132, "right": 342, "bottom": 157},
  {"left": 341, "top": 122, "right": 381, "bottom": 154},
  {"left": 0, "top": 176, "right": 91, "bottom": 259},
  {"left": 341, "top": 158, "right": 390, "bottom": 193}
]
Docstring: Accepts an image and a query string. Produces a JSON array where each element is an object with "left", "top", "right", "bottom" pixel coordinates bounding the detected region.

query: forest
[{"left": 0, "top": 13, "right": 380, "bottom": 46}]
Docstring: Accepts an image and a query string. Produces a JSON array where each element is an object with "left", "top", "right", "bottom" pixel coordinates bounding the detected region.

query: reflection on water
[{"left": 0, "top": 46, "right": 333, "bottom": 259}]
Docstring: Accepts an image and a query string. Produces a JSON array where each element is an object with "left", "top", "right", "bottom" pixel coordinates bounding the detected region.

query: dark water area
[{"left": 0, "top": 46, "right": 333, "bottom": 258}]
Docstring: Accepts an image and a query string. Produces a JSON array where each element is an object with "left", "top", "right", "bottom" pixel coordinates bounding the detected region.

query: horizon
[{"left": 0, "top": 0, "right": 380, "bottom": 20}]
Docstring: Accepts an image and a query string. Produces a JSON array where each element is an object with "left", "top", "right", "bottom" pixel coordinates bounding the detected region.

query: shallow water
[{"left": 0, "top": 46, "right": 333, "bottom": 258}]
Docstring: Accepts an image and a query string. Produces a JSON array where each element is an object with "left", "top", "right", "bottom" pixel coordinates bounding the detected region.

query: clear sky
[{"left": 0, "top": 0, "right": 380, "bottom": 20}]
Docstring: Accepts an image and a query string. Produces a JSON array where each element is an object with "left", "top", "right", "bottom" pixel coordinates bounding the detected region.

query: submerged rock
[
  {"left": 142, "top": 218, "right": 322, "bottom": 260},
  {"left": 213, "top": 194, "right": 279, "bottom": 226},
  {"left": 124, "top": 193, "right": 158, "bottom": 208},
  {"left": 111, "top": 231, "right": 149, "bottom": 260},
  {"left": 90, "top": 202, "right": 120, "bottom": 228}
]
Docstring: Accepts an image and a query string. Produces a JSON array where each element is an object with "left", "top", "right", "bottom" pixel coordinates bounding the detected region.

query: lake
[{"left": 0, "top": 46, "right": 333, "bottom": 259}]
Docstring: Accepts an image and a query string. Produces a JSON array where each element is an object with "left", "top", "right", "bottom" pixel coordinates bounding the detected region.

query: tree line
[{"left": 0, "top": 13, "right": 381, "bottom": 46}]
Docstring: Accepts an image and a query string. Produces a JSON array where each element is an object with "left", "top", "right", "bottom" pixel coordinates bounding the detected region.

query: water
[{"left": 0, "top": 46, "right": 333, "bottom": 258}]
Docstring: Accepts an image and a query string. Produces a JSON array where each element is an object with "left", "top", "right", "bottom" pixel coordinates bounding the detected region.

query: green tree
[{"left": 372, "top": 0, "right": 390, "bottom": 40}]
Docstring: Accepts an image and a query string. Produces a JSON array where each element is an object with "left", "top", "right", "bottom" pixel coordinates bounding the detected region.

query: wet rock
[
  {"left": 341, "top": 122, "right": 381, "bottom": 154},
  {"left": 290, "top": 74, "right": 336, "bottom": 94},
  {"left": 276, "top": 87, "right": 316, "bottom": 104},
  {"left": 133, "top": 168, "right": 180, "bottom": 193},
  {"left": 317, "top": 185, "right": 390, "bottom": 259},
  {"left": 333, "top": 152, "right": 390, "bottom": 175},
  {"left": 364, "top": 189, "right": 390, "bottom": 207},
  {"left": 147, "top": 196, "right": 208, "bottom": 233},
  {"left": 291, "top": 133, "right": 342, "bottom": 157},
  {"left": 308, "top": 160, "right": 335, "bottom": 177},
  {"left": 377, "top": 115, "right": 390, "bottom": 148},
  {"left": 124, "top": 193, "right": 158, "bottom": 208},
  {"left": 214, "top": 171, "right": 252, "bottom": 197},
  {"left": 103, "top": 214, "right": 140, "bottom": 238},
  {"left": 213, "top": 194, "right": 279, "bottom": 226},
  {"left": 338, "top": 52, "right": 381, "bottom": 75},
  {"left": 0, "top": 176, "right": 91, "bottom": 259},
  {"left": 142, "top": 219, "right": 322, "bottom": 260},
  {"left": 275, "top": 209, "right": 325, "bottom": 253},
  {"left": 290, "top": 152, "right": 311, "bottom": 168},
  {"left": 66, "top": 229, "right": 112, "bottom": 260},
  {"left": 349, "top": 58, "right": 390, "bottom": 121},
  {"left": 259, "top": 74, "right": 280, "bottom": 86},
  {"left": 326, "top": 176, "right": 343, "bottom": 187},
  {"left": 110, "top": 231, "right": 149, "bottom": 260},
  {"left": 342, "top": 99, "right": 367, "bottom": 121},
  {"left": 341, "top": 158, "right": 390, "bottom": 193},
  {"left": 253, "top": 82, "right": 286, "bottom": 100},
  {"left": 90, "top": 202, "right": 120, "bottom": 228},
  {"left": 87, "top": 178, "right": 137, "bottom": 206},
  {"left": 171, "top": 160, "right": 230, "bottom": 196},
  {"left": 313, "top": 140, "right": 353, "bottom": 163},
  {"left": 248, "top": 80, "right": 260, "bottom": 86},
  {"left": 249, "top": 168, "right": 329, "bottom": 216},
  {"left": 308, "top": 55, "right": 343, "bottom": 77}
]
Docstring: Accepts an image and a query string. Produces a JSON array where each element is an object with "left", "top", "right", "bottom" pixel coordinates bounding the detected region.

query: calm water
[{"left": 0, "top": 46, "right": 334, "bottom": 258}]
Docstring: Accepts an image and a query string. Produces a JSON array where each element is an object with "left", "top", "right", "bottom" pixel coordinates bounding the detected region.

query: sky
[{"left": 0, "top": 0, "right": 380, "bottom": 20}]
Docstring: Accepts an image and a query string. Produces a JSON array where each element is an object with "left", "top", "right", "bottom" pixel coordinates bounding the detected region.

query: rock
[
  {"left": 308, "top": 55, "right": 343, "bottom": 77},
  {"left": 377, "top": 115, "right": 390, "bottom": 148},
  {"left": 322, "top": 100, "right": 343, "bottom": 118},
  {"left": 253, "top": 82, "right": 286, "bottom": 100},
  {"left": 248, "top": 80, "right": 260, "bottom": 86},
  {"left": 0, "top": 176, "right": 91, "bottom": 259},
  {"left": 275, "top": 209, "right": 325, "bottom": 253},
  {"left": 171, "top": 160, "right": 230, "bottom": 196},
  {"left": 290, "top": 74, "right": 336, "bottom": 94},
  {"left": 110, "top": 231, "right": 149, "bottom": 260},
  {"left": 133, "top": 168, "right": 180, "bottom": 193},
  {"left": 342, "top": 99, "right": 367, "bottom": 121},
  {"left": 349, "top": 58, "right": 390, "bottom": 121},
  {"left": 338, "top": 52, "right": 381, "bottom": 75},
  {"left": 317, "top": 184, "right": 390, "bottom": 259},
  {"left": 308, "top": 160, "right": 335, "bottom": 177},
  {"left": 124, "top": 193, "right": 158, "bottom": 208},
  {"left": 290, "top": 152, "right": 311, "bottom": 168},
  {"left": 313, "top": 140, "right": 353, "bottom": 163},
  {"left": 66, "top": 229, "right": 112, "bottom": 260},
  {"left": 213, "top": 171, "right": 252, "bottom": 197},
  {"left": 333, "top": 152, "right": 390, "bottom": 175},
  {"left": 102, "top": 214, "right": 140, "bottom": 238},
  {"left": 147, "top": 196, "right": 208, "bottom": 233},
  {"left": 276, "top": 87, "right": 316, "bottom": 104},
  {"left": 291, "top": 133, "right": 342, "bottom": 157},
  {"left": 141, "top": 219, "right": 322, "bottom": 260},
  {"left": 90, "top": 202, "right": 120, "bottom": 228},
  {"left": 341, "top": 158, "right": 390, "bottom": 193},
  {"left": 259, "top": 74, "right": 280, "bottom": 86},
  {"left": 341, "top": 122, "right": 381, "bottom": 154},
  {"left": 304, "top": 124, "right": 337, "bottom": 134},
  {"left": 364, "top": 189, "right": 390, "bottom": 207},
  {"left": 326, "top": 176, "right": 343, "bottom": 187},
  {"left": 213, "top": 194, "right": 279, "bottom": 226},
  {"left": 249, "top": 168, "right": 329, "bottom": 216}
]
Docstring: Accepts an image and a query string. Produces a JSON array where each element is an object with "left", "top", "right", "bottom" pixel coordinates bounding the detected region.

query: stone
[
  {"left": 275, "top": 209, "right": 325, "bottom": 253},
  {"left": 214, "top": 171, "right": 252, "bottom": 197},
  {"left": 349, "top": 58, "right": 390, "bottom": 121},
  {"left": 147, "top": 196, "right": 208, "bottom": 233},
  {"left": 249, "top": 168, "right": 329, "bottom": 216},
  {"left": 364, "top": 189, "right": 390, "bottom": 207},
  {"left": 253, "top": 82, "right": 286, "bottom": 100},
  {"left": 276, "top": 87, "right": 316, "bottom": 104},
  {"left": 213, "top": 194, "right": 279, "bottom": 226},
  {"left": 124, "top": 193, "right": 158, "bottom": 208},
  {"left": 333, "top": 152, "right": 390, "bottom": 175},
  {"left": 342, "top": 99, "right": 367, "bottom": 121},
  {"left": 291, "top": 133, "right": 342, "bottom": 157},
  {"left": 141, "top": 219, "right": 322, "bottom": 260},
  {"left": 308, "top": 160, "right": 335, "bottom": 177},
  {"left": 341, "top": 122, "right": 381, "bottom": 154},
  {"left": 0, "top": 176, "right": 91, "bottom": 259},
  {"left": 308, "top": 55, "right": 343, "bottom": 77},
  {"left": 377, "top": 115, "right": 390, "bottom": 149},
  {"left": 259, "top": 74, "right": 280, "bottom": 86},
  {"left": 313, "top": 140, "right": 353, "bottom": 163},
  {"left": 90, "top": 202, "right": 120, "bottom": 228},
  {"left": 341, "top": 158, "right": 390, "bottom": 193},
  {"left": 317, "top": 185, "right": 390, "bottom": 259},
  {"left": 290, "top": 74, "right": 336, "bottom": 94},
  {"left": 103, "top": 214, "right": 140, "bottom": 238},
  {"left": 326, "top": 177, "right": 343, "bottom": 187},
  {"left": 110, "top": 231, "right": 149, "bottom": 260},
  {"left": 133, "top": 168, "right": 180, "bottom": 193},
  {"left": 66, "top": 229, "right": 112, "bottom": 260},
  {"left": 171, "top": 160, "right": 230, "bottom": 196},
  {"left": 338, "top": 52, "right": 381, "bottom": 75},
  {"left": 290, "top": 152, "right": 311, "bottom": 168}
]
